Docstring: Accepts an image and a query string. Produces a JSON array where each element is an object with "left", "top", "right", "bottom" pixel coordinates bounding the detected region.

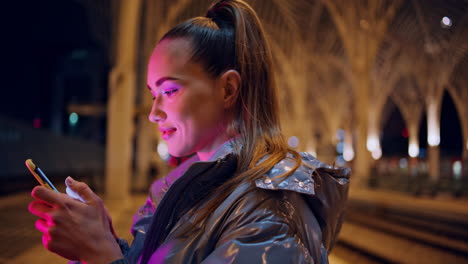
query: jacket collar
[
  {"left": 163, "top": 139, "right": 237, "bottom": 184},
  {"left": 168, "top": 142, "right": 350, "bottom": 197},
  {"left": 206, "top": 139, "right": 237, "bottom": 162},
  {"left": 255, "top": 152, "right": 350, "bottom": 195},
  {"left": 208, "top": 141, "right": 348, "bottom": 196}
]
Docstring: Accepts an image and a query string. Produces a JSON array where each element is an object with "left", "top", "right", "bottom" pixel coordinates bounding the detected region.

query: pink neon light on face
[{"left": 147, "top": 38, "right": 230, "bottom": 159}]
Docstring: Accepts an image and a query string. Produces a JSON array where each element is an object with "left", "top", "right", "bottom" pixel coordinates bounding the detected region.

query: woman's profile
[{"left": 28, "top": 0, "right": 350, "bottom": 263}]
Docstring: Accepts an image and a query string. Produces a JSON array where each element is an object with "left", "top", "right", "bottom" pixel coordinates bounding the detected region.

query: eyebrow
[{"left": 155, "top": 77, "right": 179, "bottom": 87}]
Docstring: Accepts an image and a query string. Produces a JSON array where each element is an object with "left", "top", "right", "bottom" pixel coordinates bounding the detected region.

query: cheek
[
  {"left": 168, "top": 85, "right": 225, "bottom": 135},
  {"left": 187, "top": 100, "right": 222, "bottom": 126},
  {"left": 168, "top": 103, "right": 192, "bottom": 126}
]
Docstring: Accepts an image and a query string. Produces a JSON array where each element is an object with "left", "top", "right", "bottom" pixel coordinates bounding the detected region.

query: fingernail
[{"left": 66, "top": 176, "right": 74, "bottom": 186}]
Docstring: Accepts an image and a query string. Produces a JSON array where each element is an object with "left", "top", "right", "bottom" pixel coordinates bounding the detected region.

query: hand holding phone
[{"left": 28, "top": 176, "right": 122, "bottom": 262}]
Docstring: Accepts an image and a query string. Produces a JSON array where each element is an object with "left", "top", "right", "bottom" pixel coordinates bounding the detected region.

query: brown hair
[{"left": 142, "top": 0, "right": 302, "bottom": 261}]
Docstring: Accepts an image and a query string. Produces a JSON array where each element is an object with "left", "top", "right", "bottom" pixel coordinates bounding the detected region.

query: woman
[{"left": 29, "top": 0, "right": 350, "bottom": 263}]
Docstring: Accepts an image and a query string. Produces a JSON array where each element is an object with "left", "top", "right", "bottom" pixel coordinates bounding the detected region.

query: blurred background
[{"left": 1, "top": 0, "right": 467, "bottom": 263}]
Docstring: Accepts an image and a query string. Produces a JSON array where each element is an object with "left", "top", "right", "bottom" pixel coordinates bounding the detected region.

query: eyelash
[
  {"left": 163, "top": 88, "right": 179, "bottom": 96},
  {"left": 151, "top": 87, "right": 179, "bottom": 100}
]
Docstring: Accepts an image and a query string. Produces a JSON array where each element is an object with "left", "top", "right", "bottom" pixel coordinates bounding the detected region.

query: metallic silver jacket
[{"left": 126, "top": 146, "right": 350, "bottom": 264}]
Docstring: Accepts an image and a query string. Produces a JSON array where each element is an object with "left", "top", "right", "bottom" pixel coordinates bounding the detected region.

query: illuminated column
[
  {"left": 408, "top": 122, "right": 420, "bottom": 158},
  {"left": 353, "top": 68, "right": 371, "bottom": 187},
  {"left": 367, "top": 112, "right": 382, "bottom": 161},
  {"left": 105, "top": 0, "right": 142, "bottom": 201},
  {"left": 426, "top": 98, "right": 441, "bottom": 182},
  {"left": 407, "top": 121, "right": 419, "bottom": 178},
  {"left": 306, "top": 138, "right": 317, "bottom": 157},
  {"left": 343, "top": 129, "right": 355, "bottom": 162},
  {"left": 134, "top": 116, "right": 154, "bottom": 192}
]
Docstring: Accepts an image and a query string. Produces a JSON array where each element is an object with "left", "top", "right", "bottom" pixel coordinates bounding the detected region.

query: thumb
[{"left": 66, "top": 176, "right": 95, "bottom": 203}]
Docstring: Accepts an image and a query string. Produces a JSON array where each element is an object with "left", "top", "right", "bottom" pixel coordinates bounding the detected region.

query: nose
[{"left": 148, "top": 97, "right": 166, "bottom": 123}]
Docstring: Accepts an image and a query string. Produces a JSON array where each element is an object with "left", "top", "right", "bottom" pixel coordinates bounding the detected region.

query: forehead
[{"left": 147, "top": 38, "right": 193, "bottom": 84}]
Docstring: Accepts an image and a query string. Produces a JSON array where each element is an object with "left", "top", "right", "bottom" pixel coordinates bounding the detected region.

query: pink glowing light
[
  {"left": 147, "top": 242, "right": 175, "bottom": 264},
  {"left": 42, "top": 233, "right": 52, "bottom": 249},
  {"left": 401, "top": 128, "right": 409, "bottom": 138},
  {"left": 33, "top": 118, "right": 41, "bottom": 128}
]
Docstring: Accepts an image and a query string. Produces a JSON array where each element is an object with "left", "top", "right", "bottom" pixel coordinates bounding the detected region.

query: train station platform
[
  {"left": 334, "top": 188, "right": 468, "bottom": 263},
  {"left": 1, "top": 187, "right": 467, "bottom": 263}
]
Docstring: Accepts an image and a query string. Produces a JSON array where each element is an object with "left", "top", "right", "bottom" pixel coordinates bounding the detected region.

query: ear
[{"left": 220, "top": 70, "right": 241, "bottom": 109}]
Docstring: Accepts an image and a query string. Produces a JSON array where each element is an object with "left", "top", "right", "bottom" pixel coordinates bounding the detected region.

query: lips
[{"left": 159, "top": 127, "right": 177, "bottom": 140}]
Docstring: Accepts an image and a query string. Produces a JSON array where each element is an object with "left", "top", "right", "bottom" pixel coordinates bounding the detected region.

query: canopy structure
[{"left": 73, "top": 0, "right": 468, "bottom": 199}]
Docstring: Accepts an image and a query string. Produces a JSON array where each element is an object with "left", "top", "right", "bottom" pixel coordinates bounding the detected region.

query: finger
[
  {"left": 42, "top": 233, "right": 51, "bottom": 250},
  {"left": 108, "top": 218, "right": 118, "bottom": 239},
  {"left": 31, "top": 186, "right": 63, "bottom": 206},
  {"left": 35, "top": 218, "right": 50, "bottom": 233},
  {"left": 65, "top": 177, "right": 97, "bottom": 204},
  {"left": 28, "top": 200, "right": 54, "bottom": 219}
]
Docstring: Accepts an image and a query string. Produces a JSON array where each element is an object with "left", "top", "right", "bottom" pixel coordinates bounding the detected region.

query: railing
[{"left": 368, "top": 158, "right": 468, "bottom": 197}]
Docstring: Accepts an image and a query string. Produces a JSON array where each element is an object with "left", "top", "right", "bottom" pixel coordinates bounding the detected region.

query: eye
[{"left": 162, "top": 87, "right": 179, "bottom": 96}]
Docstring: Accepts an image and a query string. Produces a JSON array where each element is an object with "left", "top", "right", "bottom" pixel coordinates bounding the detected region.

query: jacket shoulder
[{"left": 255, "top": 152, "right": 350, "bottom": 195}]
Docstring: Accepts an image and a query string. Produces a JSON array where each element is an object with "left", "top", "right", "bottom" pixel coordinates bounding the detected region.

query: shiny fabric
[
  {"left": 140, "top": 153, "right": 238, "bottom": 263},
  {"left": 124, "top": 148, "right": 350, "bottom": 264}
]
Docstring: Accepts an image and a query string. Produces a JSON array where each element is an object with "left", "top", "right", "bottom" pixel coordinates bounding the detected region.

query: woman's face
[{"left": 147, "top": 38, "right": 229, "bottom": 158}]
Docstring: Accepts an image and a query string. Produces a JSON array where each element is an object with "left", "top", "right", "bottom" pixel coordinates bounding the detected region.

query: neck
[{"left": 197, "top": 135, "right": 233, "bottom": 161}]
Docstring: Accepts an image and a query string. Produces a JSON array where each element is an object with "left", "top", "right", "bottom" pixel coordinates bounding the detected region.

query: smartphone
[{"left": 25, "top": 159, "right": 59, "bottom": 192}]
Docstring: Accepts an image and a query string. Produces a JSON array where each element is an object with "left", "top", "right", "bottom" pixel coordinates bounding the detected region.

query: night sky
[{"left": 3, "top": 1, "right": 102, "bottom": 124}]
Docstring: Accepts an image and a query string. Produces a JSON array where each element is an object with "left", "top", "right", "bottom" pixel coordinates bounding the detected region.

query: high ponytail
[
  {"left": 197, "top": 0, "right": 302, "bottom": 229},
  {"left": 205, "top": 0, "right": 290, "bottom": 172},
  {"left": 140, "top": 1, "right": 301, "bottom": 262}
]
